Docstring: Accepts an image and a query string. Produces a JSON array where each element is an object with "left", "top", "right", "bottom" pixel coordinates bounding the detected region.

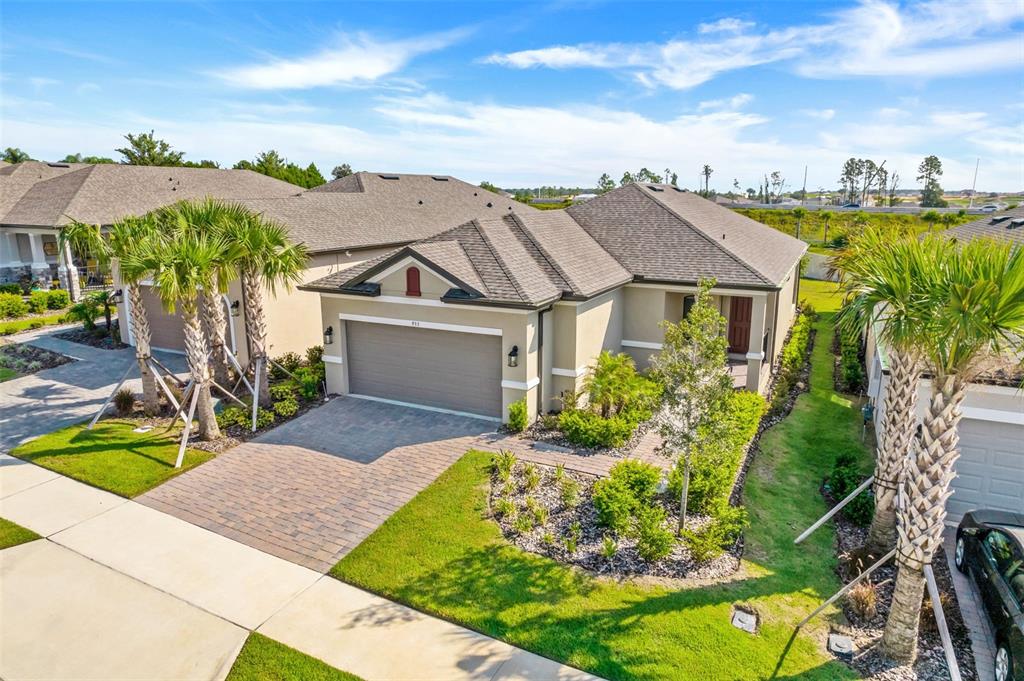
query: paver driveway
[{"left": 139, "top": 397, "right": 495, "bottom": 571}]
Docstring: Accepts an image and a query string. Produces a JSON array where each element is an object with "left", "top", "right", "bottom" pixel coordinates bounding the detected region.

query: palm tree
[
  {"left": 920, "top": 209, "right": 941, "bottom": 231},
  {"left": 701, "top": 164, "right": 713, "bottom": 196},
  {"left": 63, "top": 218, "right": 164, "bottom": 414},
  {"left": 220, "top": 214, "right": 308, "bottom": 406},
  {"left": 792, "top": 207, "right": 807, "bottom": 240},
  {"left": 820, "top": 210, "right": 835, "bottom": 245},
  {"left": 830, "top": 227, "right": 932, "bottom": 557},
  {"left": 880, "top": 236, "right": 1024, "bottom": 662},
  {"left": 122, "top": 224, "right": 238, "bottom": 440}
]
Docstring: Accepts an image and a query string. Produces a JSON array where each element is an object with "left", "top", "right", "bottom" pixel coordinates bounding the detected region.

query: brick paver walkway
[
  {"left": 139, "top": 397, "right": 495, "bottom": 572},
  {"left": 944, "top": 528, "right": 996, "bottom": 680}
]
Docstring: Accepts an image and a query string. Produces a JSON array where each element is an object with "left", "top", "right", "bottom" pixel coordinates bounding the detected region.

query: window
[
  {"left": 405, "top": 267, "right": 421, "bottom": 297},
  {"left": 683, "top": 295, "right": 695, "bottom": 319},
  {"left": 985, "top": 530, "right": 1024, "bottom": 606}
]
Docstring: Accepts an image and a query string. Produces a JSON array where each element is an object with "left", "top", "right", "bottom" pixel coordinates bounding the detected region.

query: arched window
[{"left": 405, "top": 267, "right": 421, "bottom": 297}]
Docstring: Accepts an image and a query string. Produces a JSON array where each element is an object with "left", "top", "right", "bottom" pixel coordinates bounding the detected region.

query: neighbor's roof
[
  {"left": 945, "top": 207, "right": 1024, "bottom": 245},
  {"left": 567, "top": 183, "right": 807, "bottom": 288},
  {"left": 304, "top": 210, "right": 630, "bottom": 307},
  {"left": 240, "top": 172, "right": 534, "bottom": 254},
  {"left": 0, "top": 161, "right": 89, "bottom": 222},
  {"left": 1, "top": 164, "right": 302, "bottom": 228}
]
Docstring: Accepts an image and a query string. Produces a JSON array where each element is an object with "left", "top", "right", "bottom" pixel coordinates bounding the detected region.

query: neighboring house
[
  {"left": 302, "top": 183, "right": 807, "bottom": 423},
  {"left": 866, "top": 209, "right": 1024, "bottom": 523}
]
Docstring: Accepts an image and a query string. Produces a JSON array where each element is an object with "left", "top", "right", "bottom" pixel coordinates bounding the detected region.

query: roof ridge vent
[
  {"left": 47, "top": 163, "right": 70, "bottom": 168},
  {"left": 378, "top": 174, "right": 400, "bottom": 180}
]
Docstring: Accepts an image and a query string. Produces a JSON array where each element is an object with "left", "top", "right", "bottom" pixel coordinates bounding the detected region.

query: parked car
[
  {"left": 841, "top": 202, "right": 860, "bottom": 208},
  {"left": 981, "top": 204, "right": 1001, "bottom": 213},
  {"left": 955, "top": 510, "right": 1024, "bottom": 681}
]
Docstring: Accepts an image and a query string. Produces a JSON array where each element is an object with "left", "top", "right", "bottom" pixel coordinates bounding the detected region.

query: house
[
  {"left": 301, "top": 183, "right": 807, "bottom": 423},
  {"left": 865, "top": 208, "right": 1024, "bottom": 523}
]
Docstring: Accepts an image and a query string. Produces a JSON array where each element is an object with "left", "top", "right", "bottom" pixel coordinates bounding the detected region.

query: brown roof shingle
[{"left": 945, "top": 207, "right": 1024, "bottom": 245}]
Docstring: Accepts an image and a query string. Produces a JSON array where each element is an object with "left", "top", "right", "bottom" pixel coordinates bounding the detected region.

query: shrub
[
  {"left": 27, "top": 290, "right": 48, "bottom": 314},
  {"left": 269, "top": 383, "right": 297, "bottom": 402},
  {"left": 113, "top": 388, "right": 135, "bottom": 416},
  {"left": 523, "top": 463, "right": 541, "bottom": 491},
  {"left": 272, "top": 352, "right": 303, "bottom": 378},
  {"left": 254, "top": 408, "right": 276, "bottom": 429},
  {"left": 770, "top": 308, "right": 815, "bottom": 415},
  {"left": 304, "top": 345, "right": 324, "bottom": 367},
  {"left": 592, "top": 477, "right": 638, "bottom": 535},
  {"left": 216, "top": 406, "right": 247, "bottom": 430},
  {"left": 492, "top": 450, "right": 517, "bottom": 482},
  {"left": 600, "top": 534, "right": 618, "bottom": 561},
  {"left": 609, "top": 460, "right": 661, "bottom": 503},
  {"left": 0, "top": 283, "right": 21, "bottom": 295},
  {"left": 28, "top": 320, "right": 44, "bottom": 329},
  {"left": 0, "top": 293, "right": 28, "bottom": 319},
  {"left": 828, "top": 452, "right": 874, "bottom": 526},
  {"left": 46, "top": 289, "right": 70, "bottom": 309},
  {"left": 559, "top": 477, "right": 580, "bottom": 508},
  {"left": 558, "top": 409, "right": 635, "bottom": 448},
  {"left": 272, "top": 397, "right": 299, "bottom": 418},
  {"left": 67, "top": 298, "right": 100, "bottom": 330},
  {"left": 583, "top": 351, "right": 662, "bottom": 418},
  {"left": 292, "top": 367, "right": 320, "bottom": 400},
  {"left": 513, "top": 514, "right": 534, "bottom": 534},
  {"left": 493, "top": 498, "right": 515, "bottom": 518},
  {"left": 681, "top": 505, "right": 748, "bottom": 562},
  {"left": 1, "top": 326, "right": 15, "bottom": 335},
  {"left": 553, "top": 463, "right": 565, "bottom": 482},
  {"left": 847, "top": 581, "right": 878, "bottom": 620},
  {"left": 837, "top": 324, "right": 864, "bottom": 393},
  {"left": 634, "top": 506, "right": 675, "bottom": 562},
  {"left": 563, "top": 521, "right": 582, "bottom": 554},
  {"left": 526, "top": 497, "right": 548, "bottom": 526},
  {"left": 507, "top": 397, "right": 528, "bottom": 433}
]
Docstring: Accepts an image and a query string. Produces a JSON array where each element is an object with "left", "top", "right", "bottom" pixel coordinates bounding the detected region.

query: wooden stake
[
  {"left": 795, "top": 475, "right": 874, "bottom": 544},
  {"left": 251, "top": 357, "right": 261, "bottom": 432},
  {"left": 210, "top": 380, "right": 246, "bottom": 407},
  {"left": 924, "top": 564, "right": 963, "bottom": 681},
  {"left": 175, "top": 386, "right": 200, "bottom": 468},
  {"left": 88, "top": 362, "right": 135, "bottom": 430},
  {"left": 797, "top": 547, "right": 896, "bottom": 629}
]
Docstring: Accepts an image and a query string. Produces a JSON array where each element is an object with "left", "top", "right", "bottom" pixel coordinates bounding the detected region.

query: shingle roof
[
  {"left": 240, "top": 173, "right": 531, "bottom": 254},
  {"left": 2, "top": 164, "right": 302, "bottom": 227},
  {"left": 567, "top": 184, "right": 806, "bottom": 287},
  {"left": 0, "top": 161, "right": 88, "bottom": 222},
  {"left": 945, "top": 207, "right": 1024, "bottom": 245}
]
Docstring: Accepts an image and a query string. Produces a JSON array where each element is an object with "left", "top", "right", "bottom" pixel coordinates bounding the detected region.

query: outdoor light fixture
[
  {"left": 507, "top": 345, "right": 519, "bottom": 368},
  {"left": 324, "top": 325, "right": 334, "bottom": 345},
  {"left": 229, "top": 300, "right": 241, "bottom": 317},
  {"left": 109, "top": 289, "right": 124, "bottom": 305}
]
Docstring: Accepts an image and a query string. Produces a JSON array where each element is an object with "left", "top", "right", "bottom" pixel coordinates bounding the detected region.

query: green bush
[
  {"left": 304, "top": 345, "right": 324, "bottom": 367},
  {"left": 559, "top": 477, "right": 580, "bottom": 508},
  {"left": 0, "top": 283, "right": 21, "bottom": 295},
  {"left": 28, "top": 320, "right": 43, "bottom": 329},
  {"left": 634, "top": 505, "right": 675, "bottom": 562},
  {"left": 67, "top": 298, "right": 101, "bottom": 330},
  {"left": 592, "top": 477, "right": 637, "bottom": 535},
  {"left": 269, "top": 383, "right": 297, "bottom": 402},
  {"left": 216, "top": 406, "right": 247, "bottom": 429},
  {"left": 681, "top": 505, "right": 748, "bottom": 562},
  {"left": 255, "top": 408, "right": 276, "bottom": 429},
  {"left": 507, "top": 397, "right": 528, "bottom": 433},
  {"left": 0, "top": 293, "right": 28, "bottom": 319},
  {"left": 272, "top": 397, "right": 299, "bottom": 418},
  {"left": 292, "top": 367, "right": 320, "bottom": 400},
  {"left": 769, "top": 308, "right": 815, "bottom": 415},
  {"left": 46, "top": 289, "right": 70, "bottom": 309},
  {"left": 492, "top": 450, "right": 517, "bottom": 482},
  {"left": 27, "top": 290, "right": 48, "bottom": 314},
  {"left": 837, "top": 325, "right": 864, "bottom": 392},
  {"left": 113, "top": 388, "right": 135, "bottom": 416},
  {"left": 609, "top": 460, "right": 661, "bottom": 503},
  {"left": 272, "top": 352, "right": 303, "bottom": 378},
  {"left": 558, "top": 409, "right": 635, "bottom": 448},
  {"left": 828, "top": 452, "right": 874, "bottom": 526}
]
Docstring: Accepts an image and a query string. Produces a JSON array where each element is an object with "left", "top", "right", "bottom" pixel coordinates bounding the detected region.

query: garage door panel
[
  {"left": 141, "top": 286, "right": 185, "bottom": 352},
  {"left": 346, "top": 321, "right": 502, "bottom": 418},
  {"left": 949, "top": 418, "right": 1024, "bottom": 523}
]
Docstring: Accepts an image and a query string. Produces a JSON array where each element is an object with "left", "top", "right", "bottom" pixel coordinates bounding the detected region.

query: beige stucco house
[{"left": 303, "top": 183, "right": 807, "bottom": 423}]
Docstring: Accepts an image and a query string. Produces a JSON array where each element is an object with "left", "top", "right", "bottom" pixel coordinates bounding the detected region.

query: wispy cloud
[
  {"left": 485, "top": 0, "right": 1024, "bottom": 89},
  {"left": 698, "top": 93, "right": 753, "bottom": 111},
  {"left": 212, "top": 28, "right": 470, "bottom": 90},
  {"left": 800, "top": 108, "right": 835, "bottom": 120}
]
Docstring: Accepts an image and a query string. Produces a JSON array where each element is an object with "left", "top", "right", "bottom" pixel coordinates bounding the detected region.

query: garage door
[
  {"left": 948, "top": 418, "right": 1024, "bottom": 523},
  {"left": 141, "top": 285, "right": 186, "bottom": 352},
  {"left": 346, "top": 321, "right": 502, "bottom": 418}
]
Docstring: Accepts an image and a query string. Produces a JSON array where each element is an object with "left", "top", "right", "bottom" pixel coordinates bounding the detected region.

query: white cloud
[
  {"left": 801, "top": 109, "right": 835, "bottom": 120},
  {"left": 485, "top": 0, "right": 1024, "bottom": 89},
  {"left": 698, "top": 93, "right": 754, "bottom": 111},
  {"left": 213, "top": 29, "right": 468, "bottom": 90},
  {"left": 76, "top": 82, "right": 101, "bottom": 95}
]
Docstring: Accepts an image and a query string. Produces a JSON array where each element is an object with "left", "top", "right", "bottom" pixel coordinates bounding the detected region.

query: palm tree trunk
[
  {"left": 181, "top": 301, "right": 220, "bottom": 441},
  {"left": 881, "top": 374, "right": 965, "bottom": 662},
  {"left": 201, "top": 289, "right": 230, "bottom": 388},
  {"left": 242, "top": 268, "right": 271, "bottom": 406},
  {"left": 865, "top": 349, "right": 920, "bottom": 556},
  {"left": 126, "top": 283, "right": 160, "bottom": 416}
]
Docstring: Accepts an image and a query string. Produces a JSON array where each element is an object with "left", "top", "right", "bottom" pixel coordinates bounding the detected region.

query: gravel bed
[
  {"left": 0, "top": 342, "right": 72, "bottom": 377},
  {"left": 55, "top": 322, "right": 128, "bottom": 350},
  {"left": 828, "top": 498, "right": 977, "bottom": 679},
  {"left": 489, "top": 460, "right": 739, "bottom": 581}
]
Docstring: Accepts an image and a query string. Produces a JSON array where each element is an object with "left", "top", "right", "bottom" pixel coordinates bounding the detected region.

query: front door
[{"left": 728, "top": 297, "right": 753, "bottom": 353}]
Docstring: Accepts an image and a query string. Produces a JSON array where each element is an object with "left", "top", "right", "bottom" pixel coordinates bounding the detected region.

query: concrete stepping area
[{"left": 1, "top": 457, "right": 601, "bottom": 680}]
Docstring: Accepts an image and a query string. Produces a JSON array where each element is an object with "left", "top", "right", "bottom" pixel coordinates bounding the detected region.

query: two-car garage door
[
  {"left": 948, "top": 418, "right": 1024, "bottom": 523},
  {"left": 346, "top": 321, "right": 503, "bottom": 419}
]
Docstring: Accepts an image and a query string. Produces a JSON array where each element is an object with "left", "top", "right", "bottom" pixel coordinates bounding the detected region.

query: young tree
[
  {"left": 792, "top": 207, "right": 808, "bottom": 240},
  {"left": 331, "top": 163, "right": 353, "bottom": 179},
  {"left": 917, "top": 155, "right": 947, "bottom": 207},
  {"left": 820, "top": 210, "right": 835, "bottom": 244},
  {"left": 620, "top": 171, "right": 636, "bottom": 186},
  {"left": 2, "top": 147, "right": 31, "bottom": 163},
  {"left": 839, "top": 158, "right": 864, "bottom": 204},
  {"left": 920, "top": 210, "right": 941, "bottom": 231},
  {"left": 116, "top": 130, "right": 186, "bottom": 166},
  {"left": 479, "top": 181, "right": 502, "bottom": 194},
  {"left": 769, "top": 171, "right": 786, "bottom": 203},
  {"left": 881, "top": 236, "right": 1024, "bottom": 662},
  {"left": 597, "top": 173, "right": 615, "bottom": 194},
  {"left": 887, "top": 171, "right": 901, "bottom": 207},
  {"left": 652, "top": 279, "right": 733, "bottom": 531}
]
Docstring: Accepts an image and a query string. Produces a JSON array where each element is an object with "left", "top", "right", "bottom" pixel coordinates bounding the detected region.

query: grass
[
  {"left": 332, "top": 278, "right": 870, "bottom": 681},
  {"left": 0, "top": 366, "right": 17, "bottom": 382},
  {"left": 799, "top": 278, "right": 845, "bottom": 312},
  {"left": 734, "top": 207, "right": 974, "bottom": 246},
  {"left": 226, "top": 633, "right": 363, "bottom": 681},
  {"left": 0, "top": 310, "right": 70, "bottom": 335},
  {"left": 11, "top": 420, "right": 214, "bottom": 498},
  {"left": 0, "top": 517, "right": 41, "bottom": 549}
]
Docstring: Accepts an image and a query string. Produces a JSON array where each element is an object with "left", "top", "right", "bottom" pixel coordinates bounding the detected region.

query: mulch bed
[
  {"left": 55, "top": 322, "right": 128, "bottom": 350},
  {"left": 0, "top": 342, "right": 73, "bottom": 377},
  {"left": 489, "top": 459, "right": 739, "bottom": 581},
  {"left": 829, "top": 511, "right": 977, "bottom": 680},
  {"left": 517, "top": 407, "right": 664, "bottom": 459}
]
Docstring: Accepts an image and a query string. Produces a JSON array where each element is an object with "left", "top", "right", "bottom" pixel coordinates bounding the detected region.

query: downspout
[{"left": 537, "top": 305, "right": 553, "bottom": 417}]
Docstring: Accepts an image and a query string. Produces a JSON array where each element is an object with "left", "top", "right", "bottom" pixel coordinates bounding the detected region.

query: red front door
[{"left": 728, "top": 297, "right": 753, "bottom": 353}]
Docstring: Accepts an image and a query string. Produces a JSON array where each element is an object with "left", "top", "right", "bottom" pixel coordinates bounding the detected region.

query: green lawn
[
  {"left": 0, "top": 366, "right": 17, "bottom": 382},
  {"left": 0, "top": 310, "right": 70, "bottom": 335},
  {"left": 226, "top": 633, "right": 363, "bottom": 681},
  {"left": 332, "top": 278, "right": 869, "bottom": 681},
  {"left": 0, "top": 517, "right": 41, "bottom": 549},
  {"left": 11, "top": 420, "right": 213, "bottom": 498},
  {"left": 799, "top": 278, "right": 845, "bottom": 312}
]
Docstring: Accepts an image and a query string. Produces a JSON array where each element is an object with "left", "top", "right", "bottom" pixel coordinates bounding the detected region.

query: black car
[{"left": 955, "top": 510, "right": 1024, "bottom": 681}]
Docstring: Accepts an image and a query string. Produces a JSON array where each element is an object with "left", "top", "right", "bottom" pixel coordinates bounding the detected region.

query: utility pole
[
  {"left": 801, "top": 165, "right": 808, "bottom": 206},
  {"left": 969, "top": 158, "right": 979, "bottom": 208}
]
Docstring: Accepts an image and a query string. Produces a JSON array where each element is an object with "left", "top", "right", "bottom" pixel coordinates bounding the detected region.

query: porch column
[
  {"left": 0, "top": 232, "right": 21, "bottom": 266},
  {"left": 745, "top": 296, "right": 768, "bottom": 393},
  {"left": 57, "top": 238, "right": 82, "bottom": 301},
  {"left": 28, "top": 233, "right": 51, "bottom": 289}
]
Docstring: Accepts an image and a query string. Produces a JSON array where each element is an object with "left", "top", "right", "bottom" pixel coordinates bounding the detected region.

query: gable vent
[{"left": 378, "top": 174, "right": 400, "bottom": 180}]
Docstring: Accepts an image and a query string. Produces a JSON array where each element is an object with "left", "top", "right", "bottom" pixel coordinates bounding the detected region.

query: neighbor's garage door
[
  {"left": 948, "top": 418, "right": 1024, "bottom": 523},
  {"left": 141, "top": 285, "right": 186, "bottom": 352},
  {"left": 346, "top": 321, "right": 502, "bottom": 418}
]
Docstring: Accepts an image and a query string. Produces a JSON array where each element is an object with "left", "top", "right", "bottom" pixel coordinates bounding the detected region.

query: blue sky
[{"left": 3, "top": 1, "right": 1022, "bottom": 190}]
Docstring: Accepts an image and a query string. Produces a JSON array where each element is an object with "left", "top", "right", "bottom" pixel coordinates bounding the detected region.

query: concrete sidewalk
[{"left": 0, "top": 455, "right": 598, "bottom": 680}]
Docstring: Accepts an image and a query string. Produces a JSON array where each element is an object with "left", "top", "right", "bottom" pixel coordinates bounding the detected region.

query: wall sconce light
[
  {"left": 229, "top": 300, "right": 241, "bottom": 317},
  {"left": 507, "top": 344, "right": 519, "bottom": 368},
  {"left": 109, "top": 289, "right": 124, "bottom": 305},
  {"left": 324, "top": 325, "right": 334, "bottom": 345}
]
